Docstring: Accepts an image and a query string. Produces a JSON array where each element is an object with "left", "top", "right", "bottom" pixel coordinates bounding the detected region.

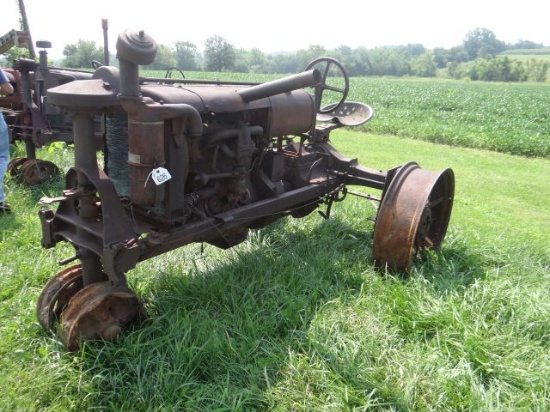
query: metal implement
[
  {"left": 1, "top": 46, "right": 105, "bottom": 186},
  {"left": 36, "top": 29, "right": 455, "bottom": 351},
  {"left": 1, "top": 2, "right": 108, "bottom": 185}
]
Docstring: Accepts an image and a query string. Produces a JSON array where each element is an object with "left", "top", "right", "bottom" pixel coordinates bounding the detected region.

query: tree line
[{"left": 4, "top": 27, "right": 549, "bottom": 82}]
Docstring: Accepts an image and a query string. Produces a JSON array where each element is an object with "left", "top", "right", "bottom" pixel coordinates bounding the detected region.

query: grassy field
[
  {"left": 1, "top": 123, "right": 549, "bottom": 410},
  {"left": 500, "top": 48, "right": 550, "bottom": 59},
  {"left": 1, "top": 72, "right": 549, "bottom": 410},
  {"left": 500, "top": 54, "right": 550, "bottom": 64}
]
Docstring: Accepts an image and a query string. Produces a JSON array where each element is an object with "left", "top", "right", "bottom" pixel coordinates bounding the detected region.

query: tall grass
[{"left": 1, "top": 131, "right": 549, "bottom": 411}]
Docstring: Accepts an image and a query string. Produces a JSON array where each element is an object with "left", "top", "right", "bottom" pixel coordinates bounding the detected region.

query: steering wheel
[
  {"left": 165, "top": 67, "right": 186, "bottom": 79},
  {"left": 305, "top": 57, "right": 349, "bottom": 114},
  {"left": 91, "top": 60, "right": 104, "bottom": 69}
]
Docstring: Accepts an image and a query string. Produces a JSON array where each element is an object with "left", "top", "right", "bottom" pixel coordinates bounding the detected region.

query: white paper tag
[{"left": 151, "top": 167, "right": 172, "bottom": 185}]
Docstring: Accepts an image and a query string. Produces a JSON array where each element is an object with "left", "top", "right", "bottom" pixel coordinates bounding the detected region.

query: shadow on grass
[
  {"left": 69, "top": 217, "right": 487, "bottom": 410},
  {"left": 410, "top": 231, "right": 489, "bottom": 293},
  {"left": 76, "top": 217, "right": 369, "bottom": 408},
  {"left": 23, "top": 174, "right": 65, "bottom": 204}
]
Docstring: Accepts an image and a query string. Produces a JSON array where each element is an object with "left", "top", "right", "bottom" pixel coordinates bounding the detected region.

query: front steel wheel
[
  {"left": 36, "top": 265, "right": 84, "bottom": 331},
  {"left": 59, "top": 281, "right": 145, "bottom": 351}
]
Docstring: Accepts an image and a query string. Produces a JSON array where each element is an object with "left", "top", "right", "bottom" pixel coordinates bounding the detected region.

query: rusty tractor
[
  {"left": 1, "top": 46, "right": 105, "bottom": 185},
  {"left": 1, "top": 3, "right": 107, "bottom": 185},
  {"left": 36, "top": 29, "right": 454, "bottom": 351}
]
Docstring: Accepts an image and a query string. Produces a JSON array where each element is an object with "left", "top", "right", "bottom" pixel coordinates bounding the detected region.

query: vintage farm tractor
[
  {"left": 36, "top": 29, "right": 454, "bottom": 350},
  {"left": 1, "top": 48, "right": 103, "bottom": 185},
  {"left": 1, "top": 1, "right": 107, "bottom": 185}
]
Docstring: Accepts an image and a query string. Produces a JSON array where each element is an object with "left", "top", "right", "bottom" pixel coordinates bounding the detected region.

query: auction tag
[{"left": 151, "top": 167, "right": 172, "bottom": 185}]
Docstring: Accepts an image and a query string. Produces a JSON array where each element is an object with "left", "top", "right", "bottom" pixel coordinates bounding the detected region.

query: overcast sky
[{"left": 3, "top": 0, "right": 549, "bottom": 58}]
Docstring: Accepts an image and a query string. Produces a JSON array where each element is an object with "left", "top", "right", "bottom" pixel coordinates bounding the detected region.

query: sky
[{"left": 3, "top": 0, "right": 549, "bottom": 59}]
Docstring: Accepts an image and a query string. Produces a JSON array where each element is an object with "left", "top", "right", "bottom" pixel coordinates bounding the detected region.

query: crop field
[
  {"left": 349, "top": 77, "right": 550, "bottom": 158},
  {"left": 500, "top": 54, "right": 550, "bottom": 64},
  {"left": 1, "top": 74, "right": 549, "bottom": 410},
  {"left": 500, "top": 48, "right": 550, "bottom": 58}
]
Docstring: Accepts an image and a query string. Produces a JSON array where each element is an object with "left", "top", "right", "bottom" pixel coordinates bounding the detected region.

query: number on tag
[{"left": 151, "top": 167, "right": 172, "bottom": 185}]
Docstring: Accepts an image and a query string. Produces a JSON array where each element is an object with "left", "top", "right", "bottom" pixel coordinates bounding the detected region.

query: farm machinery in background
[
  {"left": 1, "top": 45, "right": 104, "bottom": 185},
  {"left": 35, "top": 29, "right": 455, "bottom": 351},
  {"left": 0, "top": 0, "right": 106, "bottom": 185}
]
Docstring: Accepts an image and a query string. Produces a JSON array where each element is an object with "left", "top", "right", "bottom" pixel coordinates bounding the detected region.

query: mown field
[{"left": 1, "top": 75, "right": 549, "bottom": 411}]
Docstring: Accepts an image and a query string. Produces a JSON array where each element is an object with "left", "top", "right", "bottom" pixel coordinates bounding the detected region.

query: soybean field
[{"left": 349, "top": 77, "right": 550, "bottom": 158}]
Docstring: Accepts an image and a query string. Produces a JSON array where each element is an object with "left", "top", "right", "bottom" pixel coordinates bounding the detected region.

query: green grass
[
  {"left": 348, "top": 78, "right": 550, "bottom": 158},
  {"left": 1, "top": 132, "right": 549, "bottom": 411},
  {"left": 500, "top": 49, "right": 550, "bottom": 57}
]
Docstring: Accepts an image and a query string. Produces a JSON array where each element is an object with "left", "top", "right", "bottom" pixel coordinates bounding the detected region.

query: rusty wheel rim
[
  {"left": 36, "top": 265, "right": 84, "bottom": 331},
  {"left": 372, "top": 162, "right": 454, "bottom": 272},
  {"left": 20, "top": 159, "right": 61, "bottom": 186},
  {"left": 59, "top": 282, "right": 145, "bottom": 351},
  {"left": 7, "top": 157, "right": 29, "bottom": 178}
]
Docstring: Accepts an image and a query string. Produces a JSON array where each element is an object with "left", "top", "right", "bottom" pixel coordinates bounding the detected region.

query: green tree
[
  {"left": 463, "top": 28, "right": 506, "bottom": 60},
  {"left": 204, "top": 35, "right": 235, "bottom": 72},
  {"left": 148, "top": 44, "right": 177, "bottom": 70},
  {"left": 1, "top": 46, "right": 31, "bottom": 66},
  {"left": 448, "top": 57, "right": 532, "bottom": 82},
  {"left": 509, "top": 59, "right": 528, "bottom": 82},
  {"left": 247, "top": 48, "right": 268, "bottom": 73},
  {"left": 297, "top": 45, "right": 327, "bottom": 71},
  {"left": 448, "top": 46, "right": 469, "bottom": 64},
  {"left": 334, "top": 46, "right": 371, "bottom": 76},
  {"left": 410, "top": 51, "right": 436, "bottom": 77},
  {"left": 368, "top": 47, "right": 409, "bottom": 76},
  {"left": 266, "top": 53, "right": 300, "bottom": 74},
  {"left": 526, "top": 58, "right": 549, "bottom": 82},
  {"left": 61, "top": 40, "right": 103, "bottom": 68},
  {"left": 405, "top": 43, "right": 426, "bottom": 57},
  {"left": 433, "top": 46, "right": 468, "bottom": 69},
  {"left": 512, "top": 40, "right": 544, "bottom": 49},
  {"left": 232, "top": 48, "right": 251, "bottom": 73},
  {"left": 174, "top": 41, "right": 199, "bottom": 71},
  {"left": 495, "top": 56, "right": 513, "bottom": 81}
]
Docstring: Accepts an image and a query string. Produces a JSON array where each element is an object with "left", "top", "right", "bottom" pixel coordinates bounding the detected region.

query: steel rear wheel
[{"left": 372, "top": 162, "right": 455, "bottom": 272}]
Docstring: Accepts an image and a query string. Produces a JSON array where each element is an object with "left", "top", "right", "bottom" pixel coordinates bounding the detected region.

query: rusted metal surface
[
  {"left": 19, "top": 159, "right": 60, "bottom": 185},
  {"left": 128, "top": 120, "right": 165, "bottom": 206},
  {"left": 36, "top": 265, "right": 84, "bottom": 331},
  {"left": 59, "top": 281, "right": 144, "bottom": 351},
  {"left": 372, "top": 162, "right": 455, "bottom": 271},
  {"left": 7, "top": 156, "right": 29, "bottom": 177},
  {"left": 0, "top": 57, "right": 103, "bottom": 185},
  {"left": 35, "top": 29, "right": 455, "bottom": 351},
  {"left": 1, "top": 2, "right": 107, "bottom": 185}
]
